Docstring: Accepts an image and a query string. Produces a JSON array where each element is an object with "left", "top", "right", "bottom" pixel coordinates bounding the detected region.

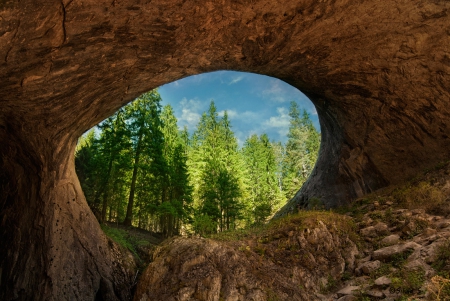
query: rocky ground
[
  {"left": 329, "top": 199, "right": 450, "bottom": 300},
  {"left": 130, "top": 162, "right": 450, "bottom": 301}
]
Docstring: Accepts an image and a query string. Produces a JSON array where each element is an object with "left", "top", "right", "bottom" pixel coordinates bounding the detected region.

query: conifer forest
[{"left": 75, "top": 90, "right": 320, "bottom": 237}]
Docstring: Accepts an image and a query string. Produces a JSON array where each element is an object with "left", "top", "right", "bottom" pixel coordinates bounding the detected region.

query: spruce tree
[
  {"left": 283, "top": 101, "right": 320, "bottom": 200},
  {"left": 123, "top": 90, "right": 166, "bottom": 227}
]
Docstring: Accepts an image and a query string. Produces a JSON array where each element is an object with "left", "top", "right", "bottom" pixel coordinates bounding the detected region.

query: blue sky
[{"left": 158, "top": 71, "right": 319, "bottom": 146}]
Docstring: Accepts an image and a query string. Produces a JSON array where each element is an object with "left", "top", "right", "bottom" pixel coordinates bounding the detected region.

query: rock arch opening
[
  {"left": 0, "top": 0, "right": 449, "bottom": 299},
  {"left": 76, "top": 70, "right": 322, "bottom": 234}
]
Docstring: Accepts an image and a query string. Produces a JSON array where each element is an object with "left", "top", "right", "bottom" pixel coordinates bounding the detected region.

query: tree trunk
[
  {"left": 101, "top": 154, "right": 114, "bottom": 223},
  {"left": 123, "top": 130, "right": 143, "bottom": 226},
  {"left": 0, "top": 132, "right": 134, "bottom": 300}
]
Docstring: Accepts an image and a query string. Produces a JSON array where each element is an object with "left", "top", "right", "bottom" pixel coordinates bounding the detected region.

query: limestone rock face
[
  {"left": 0, "top": 0, "right": 449, "bottom": 299},
  {"left": 134, "top": 220, "right": 358, "bottom": 301}
]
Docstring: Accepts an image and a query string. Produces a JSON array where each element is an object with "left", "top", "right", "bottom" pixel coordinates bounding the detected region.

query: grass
[
  {"left": 432, "top": 241, "right": 450, "bottom": 278},
  {"left": 101, "top": 224, "right": 150, "bottom": 260},
  {"left": 320, "top": 274, "right": 339, "bottom": 293},
  {"left": 391, "top": 268, "right": 425, "bottom": 293},
  {"left": 335, "top": 161, "right": 449, "bottom": 219},
  {"left": 427, "top": 276, "right": 450, "bottom": 301},
  {"left": 208, "top": 210, "right": 357, "bottom": 243},
  {"left": 391, "top": 181, "right": 445, "bottom": 213}
]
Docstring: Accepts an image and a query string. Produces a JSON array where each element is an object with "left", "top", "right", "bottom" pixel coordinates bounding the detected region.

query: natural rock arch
[{"left": 0, "top": 0, "right": 449, "bottom": 299}]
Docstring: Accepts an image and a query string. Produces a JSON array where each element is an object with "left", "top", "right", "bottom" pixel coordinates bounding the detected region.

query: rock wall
[
  {"left": 0, "top": 0, "right": 449, "bottom": 299},
  {"left": 134, "top": 217, "right": 358, "bottom": 301}
]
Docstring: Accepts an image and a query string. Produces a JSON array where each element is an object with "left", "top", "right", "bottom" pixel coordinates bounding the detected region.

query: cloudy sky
[{"left": 158, "top": 71, "right": 319, "bottom": 146}]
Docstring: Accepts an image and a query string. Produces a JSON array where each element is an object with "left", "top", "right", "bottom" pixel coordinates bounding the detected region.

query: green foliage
[
  {"left": 189, "top": 101, "right": 246, "bottom": 233},
  {"left": 320, "top": 274, "right": 338, "bottom": 293},
  {"left": 282, "top": 101, "right": 320, "bottom": 201},
  {"left": 242, "top": 134, "right": 284, "bottom": 225},
  {"left": 391, "top": 268, "right": 425, "bottom": 293},
  {"left": 392, "top": 181, "right": 445, "bottom": 213},
  {"left": 193, "top": 214, "right": 217, "bottom": 236},
  {"left": 76, "top": 94, "right": 320, "bottom": 237},
  {"left": 101, "top": 224, "right": 139, "bottom": 256},
  {"left": 432, "top": 241, "right": 450, "bottom": 278}
]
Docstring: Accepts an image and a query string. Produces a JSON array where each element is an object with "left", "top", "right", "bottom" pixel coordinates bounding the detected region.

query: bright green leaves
[
  {"left": 189, "top": 101, "right": 244, "bottom": 233},
  {"left": 283, "top": 101, "right": 321, "bottom": 200},
  {"left": 242, "top": 133, "right": 284, "bottom": 225},
  {"left": 75, "top": 94, "right": 320, "bottom": 236}
]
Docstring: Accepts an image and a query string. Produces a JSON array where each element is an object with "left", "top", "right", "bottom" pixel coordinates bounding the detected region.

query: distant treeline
[{"left": 75, "top": 90, "right": 320, "bottom": 237}]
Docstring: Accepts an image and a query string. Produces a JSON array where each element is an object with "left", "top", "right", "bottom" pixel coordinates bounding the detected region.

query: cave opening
[{"left": 75, "top": 70, "right": 322, "bottom": 237}]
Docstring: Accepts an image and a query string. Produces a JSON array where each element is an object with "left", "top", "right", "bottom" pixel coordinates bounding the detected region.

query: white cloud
[
  {"left": 257, "top": 78, "right": 309, "bottom": 104},
  {"left": 180, "top": 97, "right": 202, "bottom": 110},
  {"left": 261, "top": 80, "right": 289, "bottom": 103},
  {"left": 270, "top": 95, "right": 287, "bottom": 103},
  {"left": 239, "top": 111, "right": 259, "bottom": 121},
  {"left": 217, "top": 109, "right": 259, "bottom": 124},
  {"left": 217, "top": 109, "right": 238, "bottom": 119},
  {"left": 177, "top": 97, "right": 203, "bottom": 130},
  {"left": 263, "top": 107, "right": 290, "bottom": 138},
  {"left": 229, "top": 75, "right": 244, "bottom": 85}
]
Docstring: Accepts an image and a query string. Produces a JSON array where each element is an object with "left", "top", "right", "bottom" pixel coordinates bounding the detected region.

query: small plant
[
  {"left": 392, "top": 181, "right": 445, "bottom": 213},
  {"left": 390, "top": 249, "right": 414, "bottom": 268},
  {"left": 355, "top": 295, "right": 371, "bottom": 301},
  {"left": 391, "top": 268, "right": 425, "bottom": 296},
  {"left": 427, "top": 275, "right": 450, "bottom": 301},
  {"left": 193, "top": 215, "right": 217, "bottom": 236},
  {"left": 266, "top": 288, "right": 280, "bottom": 301},
  {"left": 370, "top": 262, "right": 393, "bottom": 279},
  {"left": 341, "top": 271, "right": 352, "bottom": 281},
  {"left": 432, "top": 240, "right": 450, "bottom": 277},
  {"left": 369, "top": 212, "right": 383, "bottom": 220},
  {"left": 320, "top": 274, "right": 338, "bottom": 293},
  {"left": 101, "top": 224, "right": 138, "bottom": 256},
  {"left": 384, "top": 208, "right": 395, "bottom": 224}
]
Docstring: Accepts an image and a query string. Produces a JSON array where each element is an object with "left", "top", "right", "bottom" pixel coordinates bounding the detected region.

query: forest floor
[
  {"left": 107, "top": 161, "right": 450, "bottom": 301},
  {"left": 101, "top": 221, "right": 165, "bottom": 268}
]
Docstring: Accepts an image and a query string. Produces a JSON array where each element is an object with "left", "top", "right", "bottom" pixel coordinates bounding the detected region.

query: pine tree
[
  {"left": 123, "top": 90, "right": 166, "bottom": 227},
  {"left": 159, "top": 105, "right": 193, "bottom": 237},
  {"left": 242, "top": 134, "right": 283, "bottom": 224},
  {"left": 75, "top": 129, "right": 102, "bottom": 217},
  {"left": 283, "top": 101, "right": 320, "bottom": 200},
  {"left": 189, "top": 101, "right": 244, "bottom": 233}
]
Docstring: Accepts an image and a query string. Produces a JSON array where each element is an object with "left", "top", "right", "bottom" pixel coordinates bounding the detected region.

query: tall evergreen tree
[
  {"left": 158, "top": 105, "right": 193, "bottom": 237},
  {"left": 123, "top": 90, "right": 166, "bottom": 226},
  {"left": 242, "top": 134, "right": 283, "bottom": 224},
  {"left": 189, "top": 101, "right": 244, "bottom": 233},
  {"left": 75, "top": 92, "right": 321, "bottom": 236},
  {"left": 283, "top": 101, "right": 320, "bottom": 200}
]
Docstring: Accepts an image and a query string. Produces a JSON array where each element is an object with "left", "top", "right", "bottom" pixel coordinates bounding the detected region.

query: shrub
[
  {"left": 392, "top": 181, "right": 445, "bottom": 213},
  {"left": 427, "top": 275, "right": 450, "bottom": 301},
  {"left": 101, "top": 224, "right": 138, "bottom": 256},
  {"left": 193, "top": 214, "right": 217, "bottom": 236}
]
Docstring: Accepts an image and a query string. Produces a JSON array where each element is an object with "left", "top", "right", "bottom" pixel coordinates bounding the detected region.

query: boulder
[
  {"left": 373, "top": 242, "right": 421, "bottom": 261},
  {"left": 374, "top": 222, "right": 390, "bottom": 235},
  {"left": 336, "top": 286, "right": 360, "bottom": 297},
  {"left": 374, "top": 276, "right": 392, "bottom": 287},
  {"left": 361, "top": 260, "right": 381, "bottom": 275},
  {"left": 380, "top": 234, "right": 400, "bottom": 247}
]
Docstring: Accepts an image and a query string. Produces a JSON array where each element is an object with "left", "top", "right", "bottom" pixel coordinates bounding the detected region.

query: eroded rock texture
[
  {"left": 0, "top": 0, "right": 449, "bottom": 299},
  {"left": 134, "top": 219, "right": 358, "bottom": 301}
]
